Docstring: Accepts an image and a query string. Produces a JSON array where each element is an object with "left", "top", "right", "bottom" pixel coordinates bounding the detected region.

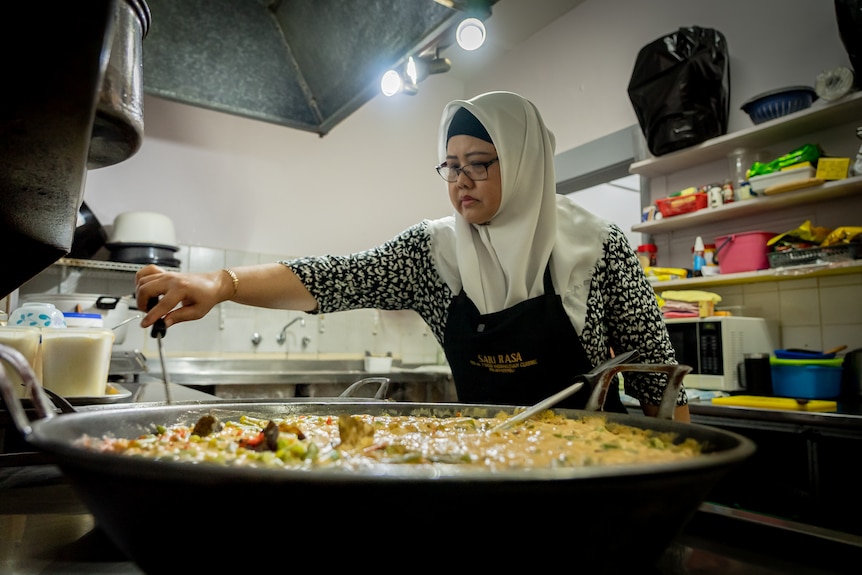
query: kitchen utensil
[
  {"left": 106, "top": 244, "right": 181, "bottom": 267},
  {"left": 111, "top": 314, "right": 141, "bottom": 331},
  {"left": 147, "top": 298, "right": 172, "bottom": 404},
  {"left": 108, "top": 211, "right": 177, "bottom": 247},
  {"left": 8, "top": 302, "right": 67, "bottom": 328},
  {"left": 763, "top": 177, "right": 824, "bottom": 196},
  {"left": 0, "top": 344, "right": 755, "bottom": 574},
  {"left": 87, "top": 0, "right": 151, "bottom": 169},
  {"left": 0, "top": 1, "right": 148, "bottom": 298},
  {"left": 487, "top": 349, "right": 639, "bottom": 433},
  {"left": 741, "top": 86, "right": 817, "bottom": 125}
]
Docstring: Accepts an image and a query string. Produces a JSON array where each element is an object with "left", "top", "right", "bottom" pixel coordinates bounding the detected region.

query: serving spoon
[{"left": 488, "top": 349, "right": 640, "bottom": 434}]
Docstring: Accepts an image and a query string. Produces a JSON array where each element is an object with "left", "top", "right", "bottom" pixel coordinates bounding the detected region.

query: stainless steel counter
[{"left": 688, "top": 399, "right": 862, "bottom": 434}]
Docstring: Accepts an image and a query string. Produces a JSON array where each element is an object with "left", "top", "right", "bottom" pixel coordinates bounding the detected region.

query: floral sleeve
[
  {"left": 582, "top": 224, "right": 686, "bottom": 406},
  {"left": 282, "top": 221, "right": 453, "bottom": 343}
]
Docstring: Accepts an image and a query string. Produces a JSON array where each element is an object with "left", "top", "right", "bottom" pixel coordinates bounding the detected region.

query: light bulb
[
  {"left": 381, "top": 69, "right": 403, "bottom": 97},
  {"left": 456, "top": 17, "right": 486, "bottom": 51},
  {"left": 406, "top": 57, "right": 419, "bottom": 85}
]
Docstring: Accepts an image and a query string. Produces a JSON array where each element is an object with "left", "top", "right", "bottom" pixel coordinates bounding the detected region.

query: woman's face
[{"left": 444, "top": 135, "right": 501, "bottom": 225}]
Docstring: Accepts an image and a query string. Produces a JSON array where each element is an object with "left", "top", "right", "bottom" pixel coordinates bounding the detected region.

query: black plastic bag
[
  {"left": 627, "top": 26, "right": 730, "bottom": 157},
  {"left": 835, "top": 0, "right": 862, "bottom": 85}
]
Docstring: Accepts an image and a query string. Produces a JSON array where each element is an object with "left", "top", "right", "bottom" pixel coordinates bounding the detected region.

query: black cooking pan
[{"left": 0, "top": 345, "right": 755, "bottom": 573}]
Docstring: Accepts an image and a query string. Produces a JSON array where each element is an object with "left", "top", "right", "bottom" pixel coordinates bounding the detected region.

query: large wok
[{"left": 0, "top": 345, "right": 755, "bottom": 573}]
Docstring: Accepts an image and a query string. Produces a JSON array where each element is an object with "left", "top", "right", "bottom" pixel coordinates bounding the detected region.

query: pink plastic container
[{"left": 713, "top": 231, "right": 776, "bottom": 274}]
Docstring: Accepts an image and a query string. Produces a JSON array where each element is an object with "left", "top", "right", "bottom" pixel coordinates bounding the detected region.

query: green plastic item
[
  {"left": 769, "top": 356, "right": 844, "bottom": 367},
  {"left": 747, "top": 144, "right": 821, "bottom": 178}
]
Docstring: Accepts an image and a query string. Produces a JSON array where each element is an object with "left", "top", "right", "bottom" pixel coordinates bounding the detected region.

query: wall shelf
[
  {"left": 629, "top": 91, "right": 862, "bottom": 178},
  {"left": 632, "top": 176, "right": 862, "bottom": 233},
  {"left": 55, "top": 257, "right": 180, "bottom": 273},
  {"left": 648, "top": 260, "right": 862, "bottom": 290}
]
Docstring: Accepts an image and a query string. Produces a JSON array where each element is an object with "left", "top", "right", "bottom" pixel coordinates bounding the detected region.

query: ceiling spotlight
[
  {"left": 442, "top": 0, "right": 491, "bottom": 51},
  {"left": 456, "top": 17, "right": 486, "bottom": 51},
  {"left": 381, "top": 52, "right": 451, "bottom": 96},
  {"left": 380, "top": 68, "right": 417, "bottom": 97}
]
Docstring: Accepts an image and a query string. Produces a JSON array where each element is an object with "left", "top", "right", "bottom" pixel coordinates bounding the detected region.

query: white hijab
[{"left": 427, "top": 91, "right": 610, "bottom": 334}]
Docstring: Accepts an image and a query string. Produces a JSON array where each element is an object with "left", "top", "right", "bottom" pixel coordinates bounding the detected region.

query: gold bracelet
[{"left": 223, "top": 268, "right": 239, "bottom": 298}]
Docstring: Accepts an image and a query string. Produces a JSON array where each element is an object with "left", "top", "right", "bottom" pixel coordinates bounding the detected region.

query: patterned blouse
[{"left": 284, "top": 220, "right": 685, "bottom": 407}]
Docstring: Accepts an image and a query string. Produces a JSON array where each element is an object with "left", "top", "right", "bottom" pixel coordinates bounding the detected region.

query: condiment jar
[
  {"left": 704, "top": 243, "right": 717, "bottom": 267},
  {"left": 637, "top": 244, "right": 658, "bottom": 268}
]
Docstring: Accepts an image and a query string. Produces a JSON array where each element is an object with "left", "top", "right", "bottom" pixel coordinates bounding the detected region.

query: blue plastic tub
[{"left": 770, "top": 357, "right": 843, "bottom": 399}]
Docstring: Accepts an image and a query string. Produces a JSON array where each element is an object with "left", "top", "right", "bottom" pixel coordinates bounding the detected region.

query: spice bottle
[{"left": 637, "top": 244, "right": 658, "bottom": 269}]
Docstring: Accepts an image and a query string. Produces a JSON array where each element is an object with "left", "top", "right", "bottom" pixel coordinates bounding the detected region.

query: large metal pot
[
  {"left": 0, "top": 347, "right": 755, "bottom": 573},
  {"left": 88, "top": 0, "right": 151, "bottom": 169}
]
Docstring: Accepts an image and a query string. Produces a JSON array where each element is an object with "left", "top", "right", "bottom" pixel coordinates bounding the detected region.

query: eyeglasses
[{"left": 435, "top": 158, "right": 499, "bottom": 182}]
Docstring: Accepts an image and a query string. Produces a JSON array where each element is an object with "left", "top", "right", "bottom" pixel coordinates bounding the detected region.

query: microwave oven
[{"left": 664, "top": 317, "right": 778, "bottom": 391}]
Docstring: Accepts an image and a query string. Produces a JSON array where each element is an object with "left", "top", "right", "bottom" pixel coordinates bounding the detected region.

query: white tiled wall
[
  {"left": 14, "top": 245, "right": 445, "bottom": 367},
  {"left": 708, "top": 271, "right": 862, "bottom": 353}
]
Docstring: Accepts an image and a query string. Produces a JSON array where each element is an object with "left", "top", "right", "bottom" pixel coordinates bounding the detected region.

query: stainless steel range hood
[{"left": 142, "top": 0, "right": 476, "bottom": 136}]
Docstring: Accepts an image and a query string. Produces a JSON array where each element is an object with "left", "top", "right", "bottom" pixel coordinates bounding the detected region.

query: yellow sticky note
[{"left": 816, "top": 157, "right": 850, "bottom": 180}]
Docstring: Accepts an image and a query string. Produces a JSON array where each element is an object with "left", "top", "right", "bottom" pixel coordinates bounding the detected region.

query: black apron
[{"left": 442, "top": 266, "right": 625, "bottom": 412}]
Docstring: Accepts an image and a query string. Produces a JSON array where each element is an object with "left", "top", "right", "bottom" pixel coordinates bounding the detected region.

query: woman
[{"left": 136, "top": 91, "right": 689, "bottom": 421}]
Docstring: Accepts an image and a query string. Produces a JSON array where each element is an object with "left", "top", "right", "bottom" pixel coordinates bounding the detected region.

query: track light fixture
[
  {"left": 381, "top": 52, "right": 452, "bottom": 97},
  {"left": 381, "top": 1, "right": 491, "bottom": 96}
]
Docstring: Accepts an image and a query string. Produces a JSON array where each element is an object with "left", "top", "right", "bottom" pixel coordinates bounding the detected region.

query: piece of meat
[{"left": 192, "top": 414, "right": 223, "bottom": 437}]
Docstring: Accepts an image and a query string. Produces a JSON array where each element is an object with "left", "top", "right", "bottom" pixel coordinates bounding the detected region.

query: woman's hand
[{"left": 135, "top": 265, "right": 232, "bottom": 329}]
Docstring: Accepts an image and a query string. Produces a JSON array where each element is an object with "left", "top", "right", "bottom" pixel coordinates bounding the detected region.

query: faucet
[{"left": 276, "top": 317, "right": 306, "bottom": 345}]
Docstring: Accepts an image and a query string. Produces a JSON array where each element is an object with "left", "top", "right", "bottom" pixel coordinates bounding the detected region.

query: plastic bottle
[
  {"left": 692, "top": 236, "right": 706, "bottom": 277},
  {"left": 853, "top": 126, "right": 862, "bottom": 177}
]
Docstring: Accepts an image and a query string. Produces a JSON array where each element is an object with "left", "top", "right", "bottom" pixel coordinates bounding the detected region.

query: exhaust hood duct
[{"left": 142, "top": 0, "right": 472, "bottom": 136}]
